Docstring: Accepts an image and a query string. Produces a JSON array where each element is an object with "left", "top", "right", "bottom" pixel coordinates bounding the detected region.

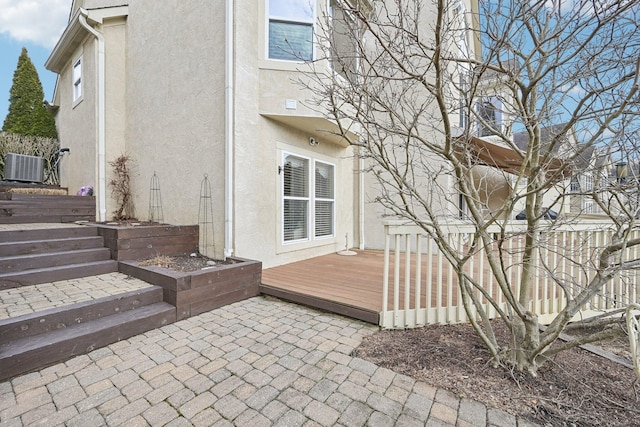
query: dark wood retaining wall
[
  {"left": 96, "top": 224, "right": 199, "bottom": 260},
  {"left": 119, "top": 258, "right": 262, "bottom": 320},
  {"left": 0, "top": 193, "right": 95, "bottom": 224}
]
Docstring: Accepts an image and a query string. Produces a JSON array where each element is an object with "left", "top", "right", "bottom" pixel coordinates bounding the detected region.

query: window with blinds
[
  {"left": 268, "top": 0, "right": 314, "bottom": 61},
  {"left": 282, "top": 152, "right": 335, "bottom": 243},
  {"left": 283, "top": 154, "right": 309, "bottom": 241},
  {"left": 315, "top": 161, "right": 335, "bottom": 237}
]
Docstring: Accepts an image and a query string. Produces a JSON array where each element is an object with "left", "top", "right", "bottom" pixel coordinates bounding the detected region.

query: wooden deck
[
  {"left": 261, "top": 250, "right": 389, "bottom": 324},
  {"left": 260, "top": 249, "right": 511, "bottom": 326},
  {"left": 261, "top": 245, "right": 573, "bottom": 327}
]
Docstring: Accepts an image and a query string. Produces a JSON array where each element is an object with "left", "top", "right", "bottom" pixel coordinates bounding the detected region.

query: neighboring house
[
  {"left": 567, "top": 148, "right": 615, "bottom": 218},
  {"left": 45, "top": 0, "right": 482, "bottom": 268},
  {"left": 604, "top": 161, "right": 640, "bottom": 219},
  {"left": 509, "top": 124, "right": 576, "bottom": 218}
]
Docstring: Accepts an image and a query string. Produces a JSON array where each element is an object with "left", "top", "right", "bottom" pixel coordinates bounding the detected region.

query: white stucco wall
[
  {"left": 53, "top": 0, "right": 455, "bottom": 267},
  {"left": 54, "top": 36, "right": 98, "bottom": 199},
  {"left": 118, "top": 0, "right": 357, "bottom": 266},
  {"left": 233, "top": 0, "right": 357, "bottom": 267},
  {"left": 103, "top": 17, "right": 128, "bottom": 217},
  {"left": 125, "top": 0, "right": 226, "bottom": 257}
]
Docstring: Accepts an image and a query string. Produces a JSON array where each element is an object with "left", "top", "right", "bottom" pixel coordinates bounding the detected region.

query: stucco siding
[
  {"left": 124, "top": 0, "right": 226, "bottom": 257},
  {"left": 103, "top": 17, "right": 128, "bottom": 218},
  {"left": 233, "top": 0, "right": 356, "bottom": 267},
  {"left": 54, "top": 36, "right": 98, "bottom": 201},
  {"left": 50, "top": 0, "right": 462, "bottom": 268}
]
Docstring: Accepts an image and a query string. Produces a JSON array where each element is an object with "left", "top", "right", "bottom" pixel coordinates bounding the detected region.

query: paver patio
[{"left": 0, "top": 295, "right": 539, "bottom": 426}]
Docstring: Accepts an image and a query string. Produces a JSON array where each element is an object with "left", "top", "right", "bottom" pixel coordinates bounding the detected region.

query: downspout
[
  {"left": 78, "top": 10, "right": 107, "bottom": 221},
  {"left": 359, "top": 155, "right": 365, "bottom": 250},
  {"left": 224, "top": 0, "right": 235, "bottom": 258}
]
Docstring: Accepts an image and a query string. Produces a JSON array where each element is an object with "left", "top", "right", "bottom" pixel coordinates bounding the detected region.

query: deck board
[{"left": 260, "top": 251, "right": 385, "bottom": 323}]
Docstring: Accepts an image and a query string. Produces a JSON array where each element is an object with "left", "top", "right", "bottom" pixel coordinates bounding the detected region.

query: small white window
[
  {"left": 584, "top": 200, "right": 594, "bottom": 214},
  {"left": 72, "top": 58, "right": 82, "bottom": 101},
  {"left": 268, "top": 0, "right": 315, "bottom": 61},
  {"left": 570, "top": 176, "right": 580, "bottom": 192},
  {"left": 583, "top": 175, "right": 593, "bottom": 192}
]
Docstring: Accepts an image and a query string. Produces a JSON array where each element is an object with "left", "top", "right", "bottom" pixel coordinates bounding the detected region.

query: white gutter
[
  {"left": 359, "top": 155, "right": 365, "bottom": 250},
  {"left": 224, "top": 0, "right": 235, "bottom": 258},
  {"left": 78, "top": 10, "right": 107, "bottom": 221}
]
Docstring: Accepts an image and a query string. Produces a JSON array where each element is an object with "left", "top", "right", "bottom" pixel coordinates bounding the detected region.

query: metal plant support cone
[
  {"left": 198, "top": 174, "right": 216, "bottom": 258},
  {"left": 148, "top": 172, "right": 164, "bottom": 223}
]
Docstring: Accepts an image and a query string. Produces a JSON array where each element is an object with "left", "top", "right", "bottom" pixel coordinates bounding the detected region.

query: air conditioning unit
[{"left": 4, "top": 153, "right": 45, "bottom": 183}]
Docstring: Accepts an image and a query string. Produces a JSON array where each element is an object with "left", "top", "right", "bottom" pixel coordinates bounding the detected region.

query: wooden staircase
[
  {"left": 0, "top": 226, "right": 117, "bottom": 289},
  {"left": 0, "top": 226, "right": 176, "bottom": 381}
]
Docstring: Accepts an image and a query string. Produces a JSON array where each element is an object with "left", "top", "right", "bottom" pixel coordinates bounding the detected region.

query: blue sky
[{"left": 0, "top": 1, "right": 70, "bottom": 126}]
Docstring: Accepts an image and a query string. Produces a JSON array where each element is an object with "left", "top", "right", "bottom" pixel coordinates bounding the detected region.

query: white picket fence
[{"left": 380, "top": 219, "right": 640, "bottom": 329}]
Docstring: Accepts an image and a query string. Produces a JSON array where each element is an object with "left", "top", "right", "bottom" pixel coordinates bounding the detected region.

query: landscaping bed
[
  {"left": 119, "top": 255, "right": 261, "bottom": 321},
  {"left": 93, "top": 223, "right": 198, "bottom": 260},
  {"left": 354, "top": 320, "right": 639, "bottom": 426},
  {"left": 93, "top": 222, "right": 262, "bottom": 321}
]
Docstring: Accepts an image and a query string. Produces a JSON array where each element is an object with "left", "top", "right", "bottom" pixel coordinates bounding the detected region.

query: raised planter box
[
  {"left": 0, "top": 192, "right": 93, "bottom": 224},
  {"left": 119, "top": 257, "right": 262, "bottom": 321},
  {"left": 95, "top": 224, "right": 198, "bottom": 260}
]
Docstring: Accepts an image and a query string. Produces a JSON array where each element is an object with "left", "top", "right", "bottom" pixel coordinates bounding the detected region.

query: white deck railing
[{"left": 380, "top": 219, "right": 640, "bottom": 329}]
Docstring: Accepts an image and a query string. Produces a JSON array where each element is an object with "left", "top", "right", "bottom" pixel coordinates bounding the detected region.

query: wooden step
[
  {"left": 0, "top": 301, "right": 176, "bottom": 381},
  {"left": 0, "top": 286, "right": 164, "bottom": 341},
  {"left": 0, "top": 236, "right": 105, "bottom": 257},
  {"left": 0, "top": 216, "right": 93, "bottom": 224},
  {"left": 0, "top": 260, "right": 118, "bottom": 290},
  {"left": 0, "top": 248, "right": 112, "bottom": 273},
  {"left": 0, "top": 226, "right": 97, "bottom": 243}
]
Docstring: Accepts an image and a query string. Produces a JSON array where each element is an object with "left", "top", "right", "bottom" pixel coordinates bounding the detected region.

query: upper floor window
[
  {"left": 477, "top": 97, "right": 502, "bottom": 137},
  {"left": 329, "top": 0, "right": 358, "bottom": 80},
  {"left": 268, "top": 0, "right": 315, "bottom": 61},
  {"left": 72, "top": 57, "right": 82, "bottom": 102},
  {"left": 583, "top": 174, "right": 593, "bottom": 192},
  {"left": 570, "top": 176, "right": 580, "bottom": 192},
  {"left": 584, "top": 200, "right": 594, "bottom": 214}
]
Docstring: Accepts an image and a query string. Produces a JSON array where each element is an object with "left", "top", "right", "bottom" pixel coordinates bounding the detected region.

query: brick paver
[
  {"left": 0, "top": 273, "right": 152, "bottom": 320},
  {"left": 0, "top": 293, "right": 540, "bottom": 426}
]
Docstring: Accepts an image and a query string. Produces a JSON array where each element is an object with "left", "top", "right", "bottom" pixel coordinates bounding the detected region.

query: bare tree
[{"left": 304, "top": 0, "right": 640, "bottom": 374}]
